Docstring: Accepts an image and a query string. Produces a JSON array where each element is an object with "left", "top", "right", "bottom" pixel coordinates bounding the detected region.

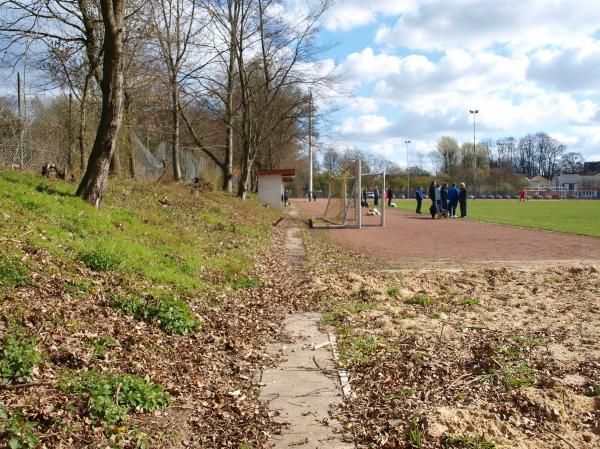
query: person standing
[
  {"left": 361, "top": 188, "right": 368, "bottom": 208},
  {"left": 459, "top": 183, "right": 468, "bottom": 218},
  {"left": 374, "top": 187, "right": 380, "bottom": 206},
  {"left": 415, "top": 186, "right": 423, "bottom": 214},
  {"left": 440, "top": 183, "right": 449, "bottom": 213},
  {"left": 448, "top": 183, "right": 459, "bottom": 217},
  {"left": 519, "top": 187, "right": 526, "bottom": 202},
  {"left": 387, "top": 186, "right": 393, "bottom": 207},
  {"left": 428, "top": 181, "right": 436, "bottom": 206}
]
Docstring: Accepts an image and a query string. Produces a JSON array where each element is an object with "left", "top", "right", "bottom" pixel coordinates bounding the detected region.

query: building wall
[{"left": 258, "top": 175, "right": 283, "bottom": 211}]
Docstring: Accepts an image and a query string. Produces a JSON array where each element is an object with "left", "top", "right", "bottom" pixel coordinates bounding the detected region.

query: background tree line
[{"left": 0, "top": 0, "right": 331, "bottom": 206}]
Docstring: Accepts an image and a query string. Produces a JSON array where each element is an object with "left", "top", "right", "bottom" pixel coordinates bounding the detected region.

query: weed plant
[
  {"left": 0, "top": 403, "right": 39, "bottom": 449},
  {"left": 405, "top": 295, "right": 431, "bottom": 306},
  {"left": 60, "top": 370, "right": 170, "bottom": 425},
  {"left": 111, "top": 293, "right": 200, "bottom": 335},
  {"left": 0, "top": 327, "right": 41, "bottom": 384},
  {"left": 0, "top": 253, "right": 30, "bottom": 290}
]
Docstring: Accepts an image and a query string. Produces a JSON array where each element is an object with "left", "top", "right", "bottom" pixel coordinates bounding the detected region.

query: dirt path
[
  {"left": 260, "top": 207, "right": 352, "bottom": 448},
  {"left": 292, "top": 199, "right": 600, "bottom": 265}
]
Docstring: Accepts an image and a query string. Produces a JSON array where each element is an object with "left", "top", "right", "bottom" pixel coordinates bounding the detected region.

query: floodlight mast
[
  {"left": 308, "top": 90, "right": 313, "bottom": 200},
  {"left": 405, "top": 140, "right": 411, "bottom": 198},
  {"left": 469, "top": 109, "right": 479, "bottom": 197}
]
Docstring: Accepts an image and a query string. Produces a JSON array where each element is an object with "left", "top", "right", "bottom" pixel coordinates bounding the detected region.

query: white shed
[{"left": 256, "top": 169, "right": 295, "bottom": 211}]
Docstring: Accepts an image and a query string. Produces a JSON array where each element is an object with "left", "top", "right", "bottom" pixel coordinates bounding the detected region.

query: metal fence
[
  {"left": 0, "top": 94, "right": 218, "bottom": 184},
  {"left": 0, "top": 96, "right": 72, "bottom": 173}
]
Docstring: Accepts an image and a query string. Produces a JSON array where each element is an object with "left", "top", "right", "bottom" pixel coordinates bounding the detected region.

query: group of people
[{"left": 414, "top": 181, "right": 468, "bottom": 219}]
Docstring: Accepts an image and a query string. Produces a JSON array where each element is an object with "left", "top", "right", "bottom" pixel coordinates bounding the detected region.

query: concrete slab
[{"left": 260, "top": 313, "right": 352, "bottom": 448}]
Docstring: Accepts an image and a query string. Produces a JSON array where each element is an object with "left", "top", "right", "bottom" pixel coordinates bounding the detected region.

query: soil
[
  {"left": 292, "top": 199, "right": 600, "bottom": 265},
  {"left": 297, "top": 202, "right": 600, "bottom": 449}
]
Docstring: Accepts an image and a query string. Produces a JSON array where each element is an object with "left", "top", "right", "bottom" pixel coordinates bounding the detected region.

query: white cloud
[
  {"left": 324, "top": 0, "right": 414, "bottom": 31},
  {"left": 337, "top": 114, "right": 392, "bottom": 135},
  {"left": 374, "top": 0, "right": 600, "bottom": 52},
  {"left": 528, "top": 38, "right": 600, "bottom": 92}
]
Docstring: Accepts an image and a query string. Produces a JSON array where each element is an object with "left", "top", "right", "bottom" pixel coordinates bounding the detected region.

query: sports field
[{"left": 391, "top": 199, "right": 600, "bottom": 237}]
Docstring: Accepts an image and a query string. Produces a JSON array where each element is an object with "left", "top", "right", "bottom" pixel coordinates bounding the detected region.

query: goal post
[{"left": 309, "top": 159, "right": 385, "bottom": 229}]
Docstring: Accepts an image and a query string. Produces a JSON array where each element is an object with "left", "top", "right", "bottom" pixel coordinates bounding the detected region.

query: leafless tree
[{"left": 150, "top": 0, "right": 207, "bottom": 181}]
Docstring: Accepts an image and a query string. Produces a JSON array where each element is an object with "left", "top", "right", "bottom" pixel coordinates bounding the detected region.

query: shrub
[
  {"left": 0, "top": 328, "right": 41, "bottom": 384},
  {"left": 0, "top": 403, "right": 39, "bottom": 449},
  {"left": 0, "top": 254, "right": 30, "bottom": 290},
  {"left": 80, "top": 248, "right": 122, "bottom": 271},
  {"left": 60, "top": 370, "right": 170, "bottom": 425}
]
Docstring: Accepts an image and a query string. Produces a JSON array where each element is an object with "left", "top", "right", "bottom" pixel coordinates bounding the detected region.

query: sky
[{"left": 312, "top": 0, "right": 600, "bottom": 169}]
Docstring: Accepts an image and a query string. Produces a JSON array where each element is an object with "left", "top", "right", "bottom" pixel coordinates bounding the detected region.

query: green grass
[
  {"left": 338, "top": 334, "right": 382, "bottom": 364},
  {"left": 0, "top": 172, "right": 278, "bottom": 293},
  {"left": 390, "top": 199, "right": 600, "bottom": 237}
]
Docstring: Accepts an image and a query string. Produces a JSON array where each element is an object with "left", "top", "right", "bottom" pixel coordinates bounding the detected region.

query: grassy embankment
[
  {"left": 0, "top": 171, "right": 280, "bottom": 448},
  {"left": 388, "top": 199, "right": 600, "bottom": 237}
]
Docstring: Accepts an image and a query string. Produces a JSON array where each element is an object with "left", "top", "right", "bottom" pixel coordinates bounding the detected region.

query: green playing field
[{"left": 389, "top": 199, "right": 600, "bottom": 237}]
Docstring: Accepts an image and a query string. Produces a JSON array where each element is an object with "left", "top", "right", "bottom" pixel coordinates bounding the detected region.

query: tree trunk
[
  {"left": 76, "top": 0, "right": 126, "bottom": 207},
  {"left": 237, "top": 149, "right": 253, "bottom": 200},
  {"left": 223, "top": 116, "right": 234, "bottom": 191},
  {"left": 78, "top": 73, "right": 92, "bottom": 172},
  {"left": 171, "top": 78, "right": 182, "bottom": 181}
]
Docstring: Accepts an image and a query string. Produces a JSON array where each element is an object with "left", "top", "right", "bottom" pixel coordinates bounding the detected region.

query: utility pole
[
  {"left": 405, "top": 140, "right": 411, "bottom": 198},
  {"left": 308, "top": 90, "right": 313, "bottom": 201},
  {"left": 469, "top": 109, "right": 479, "bottom": 197}
]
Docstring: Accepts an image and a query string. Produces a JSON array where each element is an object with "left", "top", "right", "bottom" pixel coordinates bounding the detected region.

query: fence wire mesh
[{"left": 1, "top": 94, "right": 218, "bottom": 184}]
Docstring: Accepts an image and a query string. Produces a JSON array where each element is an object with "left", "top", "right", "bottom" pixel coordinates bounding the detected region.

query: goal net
[
  {"left": 310, "top": 159, "right": 386, "bottom": 228},
  {"left": 321, "top": 164, "right": 359, "bottom": 225}
]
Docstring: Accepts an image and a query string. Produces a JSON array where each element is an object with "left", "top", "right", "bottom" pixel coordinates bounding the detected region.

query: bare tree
[
  {"left": 235, "top": 0, "right": 330, "bottom": 199},
  {"left": 180, "top": 0, "right": 241, "bottom": 192},
  {"left": 150, "top": 0, "right": 205, "bottom": 181},
  {"left": 560, "top": 152, "right": 585, "bottom": 174}
]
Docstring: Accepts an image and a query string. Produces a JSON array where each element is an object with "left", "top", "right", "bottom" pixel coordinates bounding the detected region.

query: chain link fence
[
  {"left": 1, "top": 94, "right": 219, "bottom": 185},
  {"left": 0, "top": 95, "right": 72, "bottom": 173}
]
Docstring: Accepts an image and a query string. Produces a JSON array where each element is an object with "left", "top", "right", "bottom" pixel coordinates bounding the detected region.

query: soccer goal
[{"left": 310, "top": 159, "right": 386, "bottom": 229}]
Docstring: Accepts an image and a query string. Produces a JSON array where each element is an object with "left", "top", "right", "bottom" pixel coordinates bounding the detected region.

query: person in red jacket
[{"left": 519, "top": 187, "right": 526, "bottom": 202}]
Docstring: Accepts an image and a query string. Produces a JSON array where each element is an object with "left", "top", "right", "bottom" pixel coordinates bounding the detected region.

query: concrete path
[{"left": 260, "top": 209, "right": 352, "bottom": 448}]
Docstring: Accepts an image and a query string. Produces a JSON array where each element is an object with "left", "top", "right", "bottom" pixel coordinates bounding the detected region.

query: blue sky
[{"left": 311, "top": 0, "right": 600, "bottom": 169}]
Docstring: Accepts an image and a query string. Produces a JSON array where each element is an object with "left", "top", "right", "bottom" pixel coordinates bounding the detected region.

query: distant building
[
  {"left": 551, "top": 173, "right": 600, "bottom": 198},
  {"left": 526, "top": 175, "right": 550, "bottom": 190}
]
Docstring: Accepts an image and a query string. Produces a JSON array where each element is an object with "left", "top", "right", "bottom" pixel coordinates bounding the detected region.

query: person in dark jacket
[
  {"left": 374, "top": 187, "right": 380, "bottom": 206},
  {"left": 415, "top": 187, "right": 423, "bottom": 214},
  {"left": 459, "top": 183, "right": 468, "bottom": 218},
  {"left": 387, "top": 186, "right": 393, "bottom": 206},
  {"left": 440, "top": 183, "right": 448, "bottom": 212},
  {"left": 448, "top": 183, "right": 459, "bottom": 217},
  {"left": 361, "top": 188, "right": 368, "bottom": 208},
  {"left": 428, "top": 181, "right": 436, "bottom": 205}
]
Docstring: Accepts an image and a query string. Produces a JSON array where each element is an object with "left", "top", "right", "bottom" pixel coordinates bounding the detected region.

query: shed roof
[{"left": 256, "top": 169, "right": 296, "bottom": 176}]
